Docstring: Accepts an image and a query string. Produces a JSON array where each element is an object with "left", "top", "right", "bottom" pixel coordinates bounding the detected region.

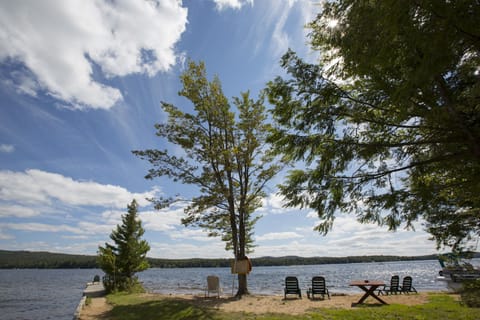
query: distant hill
[
  {"left": 1, "top": 249, "right": 468, "bottom": 269},
  {"left": 0, "top": 250, "right": 97, "bottom": 269}
]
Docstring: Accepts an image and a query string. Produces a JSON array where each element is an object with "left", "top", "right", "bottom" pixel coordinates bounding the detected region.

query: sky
[{"left": 0, "top": 0, "right": 443, "bottom": 259}]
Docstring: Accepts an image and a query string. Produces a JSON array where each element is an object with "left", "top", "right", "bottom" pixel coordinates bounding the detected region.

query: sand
[
  {"left": 78, "top": 297, "right": 111, "bottom": 320},
  {"left": 79, "top": 291, "right": 445, "bottom": 319}
]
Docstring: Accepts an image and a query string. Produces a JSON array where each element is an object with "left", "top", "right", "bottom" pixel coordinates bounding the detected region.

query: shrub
[
  {"left": 460, "top": 279, "right": 480, "bottom": 307},
  {"left": 102, "top": 275, "right": 145, "bottom": 293}
]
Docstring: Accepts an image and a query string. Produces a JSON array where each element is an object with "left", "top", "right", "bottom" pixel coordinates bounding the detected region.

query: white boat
[{"left": 435, "top": 254, "right": 480, "bottom": 292}]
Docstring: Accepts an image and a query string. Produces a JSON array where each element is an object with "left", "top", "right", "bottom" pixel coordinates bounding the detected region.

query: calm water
[
  {"left": 1, "top": 259, "right": 473, "bottom": 320},
  {"left": 139, "top": 260, "right": 449, "bottom": 296},
  {"left": 0, "top": 269, "right": 100, "bottom": 320}
]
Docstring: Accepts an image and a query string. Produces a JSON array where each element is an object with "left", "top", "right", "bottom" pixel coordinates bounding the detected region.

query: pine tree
[{"left": 98, "top": 199, "right": 150, "bottom": 291}]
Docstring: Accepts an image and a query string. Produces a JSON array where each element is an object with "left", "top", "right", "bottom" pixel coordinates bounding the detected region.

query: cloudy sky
[{"left": 0, "top": 0, "right": 441, "bottom": 259}]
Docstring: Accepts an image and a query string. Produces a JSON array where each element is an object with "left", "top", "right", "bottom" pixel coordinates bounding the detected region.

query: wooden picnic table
[{"left": 349, "top": 280, "right": 388, "bottom": 306}]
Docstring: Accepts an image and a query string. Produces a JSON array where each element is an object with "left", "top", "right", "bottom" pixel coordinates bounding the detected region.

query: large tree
[
  {"left": 133, "top": 61, "right": 281, "bottom": 296},
  {"left": 98, "top": 199, "right": 150, "bottom": 291},
  {"left": 265, "top": 0, "right": 480, "bottom": 249}
]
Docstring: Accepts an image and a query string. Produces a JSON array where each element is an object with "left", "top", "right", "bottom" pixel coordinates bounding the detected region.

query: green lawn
[{"left": 105, "top": 293, "right": 479, "bottom": 320}]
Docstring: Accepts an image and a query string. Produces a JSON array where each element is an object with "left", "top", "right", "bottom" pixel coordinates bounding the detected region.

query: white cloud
[
  {"left": 239, "top": 0, "right": 320, "bottom": 84},
  {"left": 0, "top": 239, "right": 104, "bottom": 255},
  {"left": 324, "top": 232, "right": 437, "bottom": 256},
  {"left": 100, "top": 209, "right": 125, "bottom": 225},
  {"left": 77, "top": 221, "right": 116, "bottom": 235},
  {"left": 0, "top": 169, "right": 158, "bottom": 210},
  {"left": 263, "top": 0, "right": 318, "bottom": 57},
  {"left": 141, "top": 207, "right": 185, "bottom": 232},
  {"left": 258, "top": 193, "right": 291, "bottom": 215},
  {"left": 256, "top": 231, "right": 303, "bottom": 241},
  {"left": 169, "top": 228, "right": 216, "bottom": 242},
  {"left": 0, "top": 229, "right": 13, "bottom": 240},
  {"left": 0, "top": 205, "right": 39, "bottom": 218},
  {"left": 251, "top": 231, "right": 438, "bottom": 258},
  {"left": 0, "top": 144, "right": 14, "bottom": 153},
  {"left": 149, "top": 241, "right": 228, "bottom": 259},
  {"left": 302, "top": 214, "right": 439, "bottom": 256},
  {"left": 51, "top": 241, "right": 106, "bottom": 256},
  {"left": 0, "top": 0, "right": 188, "bottom": 110},
  {"left": 250, "top": 212, "right": 439, "bottom": 258},
  {"left": 306, "top": 211, "right": 318, "bottom": 219},
  {"left": 253, "top": 241, "right": 323, "bottom": 257},
  {"left": 62, "top": 235, "right": 90, "bottom": 240},
  {"left": 213, "top": 0, "right": 253, "bottom": 11},
  {"left": 271, "top": 4, "right": 292, "bottom": 57},
  {"left": 2, "top": 222, "right": 82, "bottom": 234},
  {"left": 98, "top": 205, "right": 202, "bottom": 238}
]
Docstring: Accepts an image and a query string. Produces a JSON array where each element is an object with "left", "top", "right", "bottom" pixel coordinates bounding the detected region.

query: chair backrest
[
  {"left": 311, "top": 276, "right": 327, "bottom": 293},
  {"left": 207, "top": 275, "right": 220, "bottom": 292},
  {"left": 285, "top": 276, "right": 299, "bottom": 291},
  {"left": 390, "top": 275, "right": 400, "bottom": 291},
  {"left": 402, "top": 276, "right": 413, "bottom": 290}
]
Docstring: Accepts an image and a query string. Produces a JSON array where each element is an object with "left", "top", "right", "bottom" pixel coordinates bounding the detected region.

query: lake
[{"left": 0, "top": 259, "right": 462, "bottom": 320}]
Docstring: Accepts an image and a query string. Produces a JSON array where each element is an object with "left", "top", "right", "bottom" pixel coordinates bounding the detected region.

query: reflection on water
[{"left": 2, "top": 259, "right": 474, "bottom": 320}]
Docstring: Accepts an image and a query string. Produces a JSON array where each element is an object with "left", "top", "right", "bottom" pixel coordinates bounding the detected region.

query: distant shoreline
[{"left": 4, "top": 249, "right": 477, "bottom": 269}]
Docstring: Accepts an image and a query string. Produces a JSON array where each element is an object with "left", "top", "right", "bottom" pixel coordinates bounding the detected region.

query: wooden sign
[{"left": 230, "top": 258, "right": 252, "bottom": 274}]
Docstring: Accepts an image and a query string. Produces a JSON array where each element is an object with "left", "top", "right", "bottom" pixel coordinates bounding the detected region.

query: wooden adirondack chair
[
  {"left": 400, "top": 276, "right": 418, "bottom": 294},
  {"left": 378, "top": 275, "right": 400, "bottom": 295},
  {"left": 284, "top": 276, "right": 302, "bottom": 299},
  {"left": 307, "top": 276, "right": 330, "bottom": 300}
]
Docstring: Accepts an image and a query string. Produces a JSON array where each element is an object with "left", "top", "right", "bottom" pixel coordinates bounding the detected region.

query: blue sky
[{"left": 0, "top": 0, "right": 441, "bottom": 259}]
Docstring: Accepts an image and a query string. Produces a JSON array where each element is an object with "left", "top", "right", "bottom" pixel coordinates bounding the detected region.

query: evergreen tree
[{"left": 98, "top": 199, "right": 150, "bottom": 291}]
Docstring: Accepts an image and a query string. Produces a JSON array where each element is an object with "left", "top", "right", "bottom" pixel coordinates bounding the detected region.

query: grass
[
  {"left": 104, "top": 293, "right": 480, "bottom": 320},
  {"left": 106, "top": 292, "right": 217, "bottom": 320}
]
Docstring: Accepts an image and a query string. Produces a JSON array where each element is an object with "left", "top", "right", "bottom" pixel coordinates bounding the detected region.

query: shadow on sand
[{"left": 104, "top": 295, "right": 242, "bottom": 320}]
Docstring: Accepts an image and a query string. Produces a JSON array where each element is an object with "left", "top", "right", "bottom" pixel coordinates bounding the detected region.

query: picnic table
[{"left": 349, "top": 280, "right": 388, "bottom": 306}]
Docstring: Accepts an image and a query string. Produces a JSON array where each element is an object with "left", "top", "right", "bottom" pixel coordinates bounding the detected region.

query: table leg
[{"left": 355, "top": 285, "right": 388, "bottom": 305}]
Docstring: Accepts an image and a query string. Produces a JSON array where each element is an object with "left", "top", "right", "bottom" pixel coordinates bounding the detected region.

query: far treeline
[{"left": 3, "top": 249, "right": 479, "bottom": 269}]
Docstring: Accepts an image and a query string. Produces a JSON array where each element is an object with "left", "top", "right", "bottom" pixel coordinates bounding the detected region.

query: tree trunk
[
  {"left": 235, "top": 205, "right": 249, "bottom": 298},
  {"left": 236, "top": 273, "right": 249, "bottom": 297}
]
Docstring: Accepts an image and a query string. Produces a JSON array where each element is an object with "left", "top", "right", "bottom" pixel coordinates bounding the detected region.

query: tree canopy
[
  {"left": 266, "top": 0, "right": 480, "bottom": 249},
  {"left": 133, "top": 61, "right": 281, "bottom": 295},
  {"left": 98, "top": 199, "right": 150, "bottom": 291}
]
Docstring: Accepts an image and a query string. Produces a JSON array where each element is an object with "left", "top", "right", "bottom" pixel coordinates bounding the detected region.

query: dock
[
  {"left": 83, "top": 281, "right": 106, "bottom": 297},
  {"left": 73, "top": 281, "right": 106, "bottom": 320}
]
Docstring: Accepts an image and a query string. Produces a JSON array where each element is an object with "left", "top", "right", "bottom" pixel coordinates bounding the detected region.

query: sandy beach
[{"left": 79, "top": 291, "right": 448, "bottom": 319}]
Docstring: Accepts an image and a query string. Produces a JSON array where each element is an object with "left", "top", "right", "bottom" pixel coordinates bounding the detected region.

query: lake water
[
  {"left": 139, "top": 260, "right": 448, "bottom": 296},
  {"left": 0, "top": 269, "right": 99, "bottom": 320},
  {"left": 0, "top": 259, "right": 471, "bottom": 320}
]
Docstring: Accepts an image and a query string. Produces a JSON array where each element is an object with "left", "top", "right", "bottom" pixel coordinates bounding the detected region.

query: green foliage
[
  {"left": 98, "top": 199, "right": 150, "bottom": 292},
  {"left": 134, "top": 61, "right": 283, "bottom": 295},
  {"left": 97, "top": 246, "right": 116, "bottom": 276},
  {"left": 266, "top": 0, "right": 480, "bottom": 249},
  {"left": 133, "top": 61, "right": 281, "bottom": 260},
  {"left": 461, "top": 279, "right": 480, "bottom": 308}
]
